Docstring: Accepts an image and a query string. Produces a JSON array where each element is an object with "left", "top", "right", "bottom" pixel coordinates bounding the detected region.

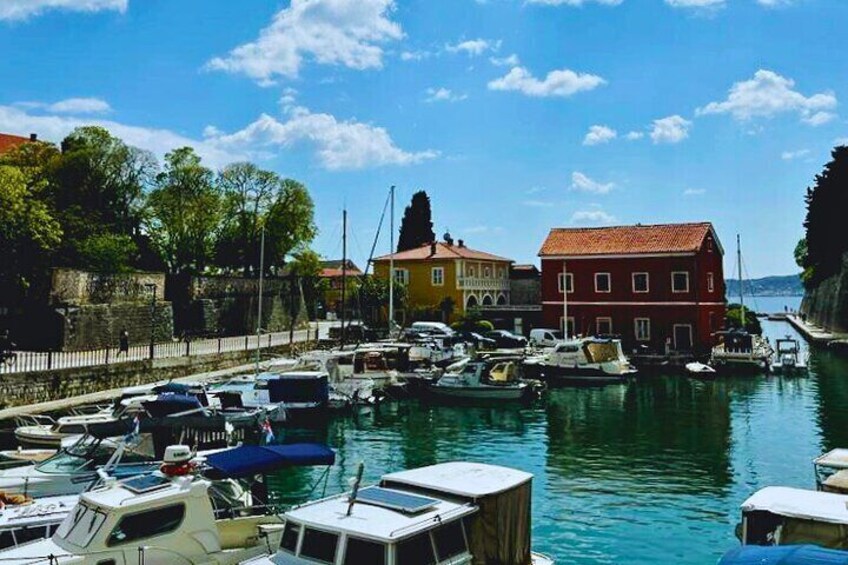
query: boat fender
[{"left": 160, "top": 461, "right": 197, "bottom": 476}]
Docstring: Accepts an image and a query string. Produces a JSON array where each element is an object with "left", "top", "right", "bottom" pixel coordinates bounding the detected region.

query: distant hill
[{"left": 725, "top": 274, "right": 803, "bottom": 297}]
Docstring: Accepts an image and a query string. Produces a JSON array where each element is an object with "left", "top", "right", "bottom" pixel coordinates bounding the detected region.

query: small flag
[
  {"left": 125, "top": 415, "right": 141, "bottom": 442},
  {"left": 261, "top": 418, "right": 275, "bottom": 444}
]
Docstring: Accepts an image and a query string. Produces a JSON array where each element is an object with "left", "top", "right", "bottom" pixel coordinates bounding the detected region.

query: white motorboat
[
  {"left": 685, "top": 361, "right": 717, "bottom": 377},
  {"left": 771, "top": 337, "right": 809, "bottom": 375},
  {"left": 710, "top": 330, "right": 773, "bottom": 373},
  {"left": 0, "top": 442, "right": 335, "bottom": 564},
  {"left": 429, "top": 361, "right": 530, "bottom": 401},
  {"left": 239, "top": 461, "right": 554, "bottom": 565},
  {"left": 210, "top": 370, "right": 330, "bottom": 423},
  {"left": 0, "top": 492, "right": 78, "bottom": 550},
  {"left": 525, "top": 337, "right": 637, "bottom": 385}
]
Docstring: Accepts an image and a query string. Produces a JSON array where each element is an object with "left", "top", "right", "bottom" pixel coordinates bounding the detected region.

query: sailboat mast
[
  {"left": 389, "top": 185, "right": 395, "bottom": 336},
  {"left": 562, "top": 260, "right": 568, "bottom": 339},
  {"left": 737, "top": 234, "right": 745, "bottom": 330},
  {"left": 255, "top": 226, "right": 265, "bottom": 373},
  {"left": 341, "top": 209, "right": 347, "bottom": 346}
]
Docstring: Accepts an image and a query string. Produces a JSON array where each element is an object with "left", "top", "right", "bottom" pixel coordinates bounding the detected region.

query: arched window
[
  {"left": 482, "top": 294, "right": 493, "bottom": 306},
  {"left": 496, "top": 294, "right": 507, "bottom": 305},
  {"left": 466, "top": 295, "right": 478, "bottom": 309}
]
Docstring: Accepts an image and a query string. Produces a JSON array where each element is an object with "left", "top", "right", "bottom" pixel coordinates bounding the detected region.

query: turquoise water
[{"left": 265, "top": 317, "right": 848, "bottom": 564}]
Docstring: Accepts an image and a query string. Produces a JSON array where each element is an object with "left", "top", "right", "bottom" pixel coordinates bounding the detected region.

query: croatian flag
[
  {"left": 261, "top": 419, "right": 275, "bottom": 444},
  {"left": 125, "top": 415, "right": 140, "bottom": 441}
]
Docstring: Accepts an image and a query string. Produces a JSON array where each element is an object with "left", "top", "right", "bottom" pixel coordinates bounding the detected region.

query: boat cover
[
  {"left": 817, "top": 450, "right": 848, "bottom": 470},
  {"left": 144, "top": 393, "right": 203, "bottom": 417},
  {"left": 719, "top": 545, "right": 848, "bottom": 564},
  {"left": 204, "top": 443, "right": 335, "bottom": 478},
  {"left": 742, "top": 487, "right": 848, "bottom": 525}
]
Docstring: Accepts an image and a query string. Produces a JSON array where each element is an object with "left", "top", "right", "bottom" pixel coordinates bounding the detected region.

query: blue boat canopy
[
  {"left": 204, "top": 443, "right": 335, "bottom": 479},
  {"left": 719, "top": 545, "right": 848, "bottom": 564}
]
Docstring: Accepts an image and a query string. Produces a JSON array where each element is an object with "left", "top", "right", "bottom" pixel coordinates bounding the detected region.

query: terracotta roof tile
[
  {"left": 0, "top": 133, "right": 31, "bottom": 155},
  {"left": 538, "top": 222, "right": 719, "bottom": 257},
  {"left": 373, "top": 241, "right": 512, "bottom": 263}
]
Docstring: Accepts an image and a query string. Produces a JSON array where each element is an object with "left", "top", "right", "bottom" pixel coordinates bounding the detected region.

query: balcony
[{"left": 457, "top": 277, "right": 510, "bottom": 291}]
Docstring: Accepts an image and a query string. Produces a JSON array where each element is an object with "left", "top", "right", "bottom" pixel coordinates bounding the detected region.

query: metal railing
[{"left": 0, "top": 326, "right": 319, "bottom": 375}]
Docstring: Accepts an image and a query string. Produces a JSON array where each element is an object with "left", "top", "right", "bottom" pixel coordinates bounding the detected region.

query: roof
[
  {"left": 0, "top": 133, "right": 31, "bottom": 155},
  {"left": 381, "top": 462, "right": 532, "bottom": 499},
  {"left": 719, "top": 545, "right": 848, "bottom": 565},
  {"left": 284, "top": 489, "right": 476, "bottom": 541},
  {"left": 538, "top": 222, "right": 721, "bottom": 257},
  {"left": 741, "top": 486, "right": 848, "bottom": 524},
  {"left": 512, "top": 264, "right": 539, "bottom": 272},
  {"left": 319, "top": 259, "right": 362, "bottom": 278},
  {"left": 373, "top": 241, "right": 512, "bottom": 263},
  {"left": 204, "top": 444, "right": 335, "bottom": 479}
]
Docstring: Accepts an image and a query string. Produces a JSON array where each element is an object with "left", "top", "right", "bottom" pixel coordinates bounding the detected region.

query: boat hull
[
  {"left": 536, "top": 365, "right": 632, "bottom": 386},
  {"left": 427, "top": 385, "right": 528, "bottom": 400}
]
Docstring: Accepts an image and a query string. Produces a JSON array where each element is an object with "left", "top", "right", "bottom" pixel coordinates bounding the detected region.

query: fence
[{"left": 0, "top": 326, "right": 320, "bottom": 375}]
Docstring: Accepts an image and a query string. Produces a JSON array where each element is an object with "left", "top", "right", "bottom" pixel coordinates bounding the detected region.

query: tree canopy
[{"left": 397, "top": 190, "right": 435, "bottom": 252}]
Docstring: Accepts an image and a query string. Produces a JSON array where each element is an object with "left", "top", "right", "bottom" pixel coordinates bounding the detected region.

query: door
[{"left": 673, "top": 324, "right": 693, "bottom": 351}]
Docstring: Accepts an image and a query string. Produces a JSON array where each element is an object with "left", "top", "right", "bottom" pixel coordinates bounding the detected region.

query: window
[
  {"left": 671, "top": 272, "right": 689, "bottom": 293},
  {"left": 56, "top": 502, "right": 109, "bottom": 548},
  {"left": 107, "top": 504, "right": 185, "bottom": 547},
  {"left": 634, "top": 318, "right": 651, "bottom": 341},
  {"left": 558, "top": 273, "right": 574, "bottom": 294},
  {"left": 281, "top": 522, "right": 301, "bottom": 553},
  {"left": 707, "top": 238, "right": 713, "bottom": 252},
  {"left": 632, "top": 273, "right": 649, "bottom": 293},
  {"left": 560, "top": 316, "right": 575, "bottom": 338},
  {"left": 397, "top": 532, "right": 436, "bottom": 565},
  {"left": 596, "top": 317, "right": 613, "bottom": 335},
  {"left": 431, "top": 267, "right": 444, "bottom": 286},
  {"left": 434, "top": 520, "right": 468, "bottom": 561},
  {"left": 484, "top": 266, "right": 491, "bottom": 278},
  {"left": 707, "top": 272, "right": 715, "bottom": 293},
  {"left": 498, "top": 268, "right": 505, "bottom": 278},
  {"left": 595, "top": 273, "right": 611, "bottom": 293},
  {"left": 344, "top": 537, "right": 386, "bottom": 565},
  {"left": 467, "top": 266, "right": 475, "bottom": 277},
  {"left": 300, "top": 528, "right": 339, "bottom": 564},
  {"left": 393, "top": 269, "right": 409, "bottom": 285}
]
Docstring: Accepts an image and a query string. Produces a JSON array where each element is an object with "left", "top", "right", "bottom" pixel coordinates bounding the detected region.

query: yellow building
[{"left": 373, "top": 237, "right": 513, "bottom": 323}]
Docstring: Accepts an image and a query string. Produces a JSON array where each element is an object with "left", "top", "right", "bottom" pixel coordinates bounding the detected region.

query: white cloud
[
  {"left": 522, "top": 199, "right": 553, "bottom": 207},
  {"left": 583, "top": 125, "right": 617, "bottom": 146},
  {"left": 571, "top": 206, "right": 616, "bottom": 225},
  {"left": 697, "top": 70, "right": 837, "bottom": 126},
  {"left": 835, "top": 137, "right": 848, "bottom": 146},
  {"left": 0, "top": 0, "right": 126, "bottom": 20},
  {"left": 664, "top": 0, "right": 725, "bottom": 9},
  {"left": 526, "top": 0, "right": 623, "bottom": 6},
  {"left": 650, "top": 115, "right": 691, "bottom": 144},
  {"left": 463, "top": 225, "right": 504, "bottom": 234},
  {"left": 488, "top": 66, "right": 605, "bottom": 98},
  {"left": 424, "top": 87, "right": 467, "bottom": 103},
  {"left": 625, "top": 131, "right": 644, "bottom": 140},
  {"left": 208, "top": 105, "right": 438, "bottom": 170},
  {"left": 45, "top": 97, "right": 111, "bottom": 114},
  {"left": 400, "top": 50, "right": 430, "bottom": 61},
  {"left": 206, "top": 0, "right": 402, "bottom": 85},
  {"left": 781, "top": 149, "right": 810, "bottom": 160},
  {"left": 683, "top": 188, "right": 706, "bottom": 196},
  {"left": 490, "top": 53, "right": 520, "bottom": 67},
  {"left": 446, "top": 38, "right": 501, "bottom": 56},
  {"left": 570, "top": 171, "right": 614, "bottom": 194}
]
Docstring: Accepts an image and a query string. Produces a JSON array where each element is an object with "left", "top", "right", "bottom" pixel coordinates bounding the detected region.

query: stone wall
[
  {"left": 0, "top": 344, "right": 295, "bottom": 410},
  {"left": 510, "top": 277, "right": 541, "bottom": 306},
  {"left": 54, "top": 301, "right": 175, "bottom": 350},
  {"left": 50, "top": 269, "right": 166, "bottom": 306},
  {"left": 801, "top": 252, "right": 848, "bottom": 333}
]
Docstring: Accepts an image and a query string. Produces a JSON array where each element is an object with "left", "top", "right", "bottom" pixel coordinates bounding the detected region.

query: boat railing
[{"left": 13, "top": 414, "right": 55, "bottom": 428}]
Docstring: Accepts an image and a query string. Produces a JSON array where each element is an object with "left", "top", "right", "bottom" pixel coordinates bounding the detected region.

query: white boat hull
[{"left": 429, "top": 385, "right": 527, "bottom": 400}]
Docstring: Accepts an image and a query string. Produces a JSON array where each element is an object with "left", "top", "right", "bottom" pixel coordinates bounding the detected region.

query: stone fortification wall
[
  {"left": 801, "top": 252, "right": 848, "bottom": 333},
  {"left": 50, "top": 269, "right": 166, "bottom": 306}
]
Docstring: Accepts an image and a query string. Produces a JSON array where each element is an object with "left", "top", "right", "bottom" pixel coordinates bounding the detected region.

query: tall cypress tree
[
  {"left": 397, "top": 190, "right": 435, "bottom": 252},
  {"left": 802, "top": 146, "right": 848, "bottom": 284}
]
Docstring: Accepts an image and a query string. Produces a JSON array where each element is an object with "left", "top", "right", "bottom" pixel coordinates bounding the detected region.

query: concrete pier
[{"left": 786, "top": 314, "right": 847, "bottom": 344}]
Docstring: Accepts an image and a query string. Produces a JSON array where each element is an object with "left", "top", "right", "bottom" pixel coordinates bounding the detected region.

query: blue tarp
[
  {"left": 720, "top": 545, "right": 848, "bottom": 564},
  {"left": 204, "top": 443, "right": 336, "bottom": 479},
  {"left": 144, "top": 393, "right": 203, "bottom": 417}
]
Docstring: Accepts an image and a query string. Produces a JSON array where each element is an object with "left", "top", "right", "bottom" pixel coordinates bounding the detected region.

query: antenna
[{"left": 346, "top": 462, "right": 365, "bottom": 516}]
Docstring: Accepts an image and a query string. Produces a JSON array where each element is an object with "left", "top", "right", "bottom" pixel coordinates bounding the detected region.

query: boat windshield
[
  {"left": 54, "top": 502, "right": 109, "bottom": 548},
  {"left": 35, "top": 438, "right": 104, "bottom": 474}
]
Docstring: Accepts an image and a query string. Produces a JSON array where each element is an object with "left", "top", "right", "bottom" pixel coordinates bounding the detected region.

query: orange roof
[
  {"left": 320, "top": 267, "right": 363, "bottom": 278},
  {"left": 0, "top": 133, "right": 31, "bottom": 154},
  {"left": 538, "top": 222, "right": 720, "bottom": 257},
  {"left": 373, "top": 241, "right": 512, "bottom": 263}
]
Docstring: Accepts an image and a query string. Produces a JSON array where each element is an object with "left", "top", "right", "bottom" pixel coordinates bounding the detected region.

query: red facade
[{"left": 539, "top": 224, "right": 726, "bottom": 354}]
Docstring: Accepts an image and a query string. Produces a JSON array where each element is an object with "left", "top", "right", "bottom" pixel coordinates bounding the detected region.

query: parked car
[
  {"left": 529, "top": 328, "right": 564, "bottom": 348},
  {"left": 455, "top": 330, "right": 497, "bottom": 350},
  {"left": 485, "top": 330, "right": 528, "bottom": 349},
  {"left": 410, "top": 321, "right": 454, "bottom": 337}
]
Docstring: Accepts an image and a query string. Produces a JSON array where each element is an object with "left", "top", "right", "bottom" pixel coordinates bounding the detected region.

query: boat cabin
[
  {"left": 737, "top": 486, "right": 848, "bottom": 549},
  {"left": 815, "top": 450, "right": 848, "bottom": 494}
]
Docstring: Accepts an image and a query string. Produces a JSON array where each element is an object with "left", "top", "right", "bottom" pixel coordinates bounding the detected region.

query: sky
[{"left": 1, "top": 0, "right": 846, "bottom": 278}]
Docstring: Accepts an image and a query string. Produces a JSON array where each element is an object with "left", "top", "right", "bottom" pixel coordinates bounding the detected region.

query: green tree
[
  {"left": 397, "top": 190, "right": 435, "bottom": 252},
  {"left": 78, "top": 233, "right": 138, "bottom": 273},
  {"left": 726, "top": 303, "right": 763, "bottom": 335},
  {"left": 0, "top": 165, "right": 62, "bottom": 297},
  {"left": 145, "top": 147, "right": 221, "bottom": 273},
  {"left": 802, "top": 146, "right": 848, "bottom": 285},
  {"left": 288, "top": 249, "right": 324, "bottom": 319},
  {"left": 264, "top": 179, "right": 318, "bottom": 273},
  {"left": 359, "top": 275, "right": 407, "bottom": 325}
]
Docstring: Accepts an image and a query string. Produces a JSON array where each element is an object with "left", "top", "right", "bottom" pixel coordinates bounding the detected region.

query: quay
[{"left": 786, "top": 314, "right": 848, "bottom": 345}]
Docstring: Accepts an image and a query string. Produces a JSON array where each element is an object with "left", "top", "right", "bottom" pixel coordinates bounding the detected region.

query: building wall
[
  {"left": 374, "top": 259, "right": 463, "bottom": 321},
  {"left": 540, "top": 239, "right": 725, "bottom": 352}
]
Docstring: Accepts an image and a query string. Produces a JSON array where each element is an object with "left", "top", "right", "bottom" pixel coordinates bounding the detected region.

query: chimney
[
  {"left": 430, "top": 242, "right": 437, "bottom": 256},
  {"left": 29, "top": 133, "right": 37, "bottom": 141},
  {"left": 458, "top": 239, "right": 465, "bottom": 248},
  {"left": 443, "top": 231, "right": 453, "bottom": 246}
]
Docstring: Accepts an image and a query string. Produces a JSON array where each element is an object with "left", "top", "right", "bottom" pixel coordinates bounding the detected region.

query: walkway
[{"left": 786, "top": 314, "right": 848, "bottom": 344}]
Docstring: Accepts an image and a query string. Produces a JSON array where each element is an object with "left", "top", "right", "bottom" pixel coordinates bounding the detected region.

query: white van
[
  {"left": 529, "top": 328, "right": 564, "bottom": 348},
  {"left": 410, "top": 321, "right": 454, "bottom": 336}
]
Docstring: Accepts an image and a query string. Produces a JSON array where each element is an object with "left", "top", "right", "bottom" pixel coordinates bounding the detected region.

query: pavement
[{"left": 786, "top": 314, "right": 848, "bottom": 344}]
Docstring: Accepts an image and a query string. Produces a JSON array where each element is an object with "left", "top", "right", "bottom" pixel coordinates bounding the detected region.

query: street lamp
[{"left": 144, "top": 283, "right": 157, "bottom": 360}]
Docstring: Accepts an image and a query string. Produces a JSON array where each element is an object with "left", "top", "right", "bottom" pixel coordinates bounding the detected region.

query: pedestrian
[{"left": 118, "top": 329, "right": 129, "bottom": 357}]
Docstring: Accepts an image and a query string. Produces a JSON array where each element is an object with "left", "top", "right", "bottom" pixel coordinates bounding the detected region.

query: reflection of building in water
[
  {"left": 544, "top": 378, "right": 734, "bottom": 492},
  {"left": 813, "top": 351, "right": 848, "bottom": 451}
]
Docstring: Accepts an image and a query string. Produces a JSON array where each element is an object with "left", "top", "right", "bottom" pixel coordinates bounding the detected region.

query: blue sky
[{"left": 1, "top": 0, "right": 845, "bottom": 277}]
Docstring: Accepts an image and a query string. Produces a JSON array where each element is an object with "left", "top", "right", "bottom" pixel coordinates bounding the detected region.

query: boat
[
  {"left": 719, "top": 545, "right": 848, "bottom": 564},
  {"left": 772, "top": 337, "right": 809, "bottom": 375},
  {"left": 524, "top": 337, "right": 637, "bottom": 385},
  {"left": 239, "top": 461, "right": 554, "bottom": 565},
  {"left": 735, "top": 486, "right": 848, "bottom": 548},
  {"left": 0, "top": 492, "right": 79, "bottom": 550},
  {"left": 0, "top": 442, "right": 336, "bottom": 563},
  {"left": 210, "top": 370, "right": 330, "bottom": 423},
  {"left": 685, "top": 361, "right": 717, "bottom": 377},
  {"left": 814, "top": 449, "right": 848, "bottom": 494},
  {"left": 428, "top": 360, "right": 530, "bottom": 401},
  {"left": 0, "top": 446, "right": 62, "bottom": 468}
]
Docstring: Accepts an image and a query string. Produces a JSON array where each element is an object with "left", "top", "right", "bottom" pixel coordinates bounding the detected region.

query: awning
[
  {"left": 741, "top": 487, "right": 848, "bottom": 525},
  {"left": 204, "top": 444, "right": 335, "bottom": 479},
  {"left": 719, "top": 545, "right": 848, "bottom": 564}
]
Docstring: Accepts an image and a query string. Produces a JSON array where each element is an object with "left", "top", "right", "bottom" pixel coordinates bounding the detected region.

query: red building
[{"left": 538, "top": 222, "right": 726, "bottom": 353}]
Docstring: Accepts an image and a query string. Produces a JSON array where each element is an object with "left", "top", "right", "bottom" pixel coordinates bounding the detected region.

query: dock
[{"left": 785, "top": 314, "right": 848, "bottom": 345}]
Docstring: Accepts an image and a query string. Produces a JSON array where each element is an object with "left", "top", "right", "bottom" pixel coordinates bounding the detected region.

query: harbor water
[{"left": 265, "top": 298, "right": 848, "bottom": 564}]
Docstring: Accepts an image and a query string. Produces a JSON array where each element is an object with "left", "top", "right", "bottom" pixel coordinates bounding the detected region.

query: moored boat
[
  {"left": 771, "top": 337, "right": 809, "bottom": 375},
  {"left": 685, "top": 361, "right": 717, "bottom": 377},
  {"left": 428, "top": 360, "right": 530, "bottom": 400},
  {"left": 525, "top": 337, "right": 636, "bottom": 386}
]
